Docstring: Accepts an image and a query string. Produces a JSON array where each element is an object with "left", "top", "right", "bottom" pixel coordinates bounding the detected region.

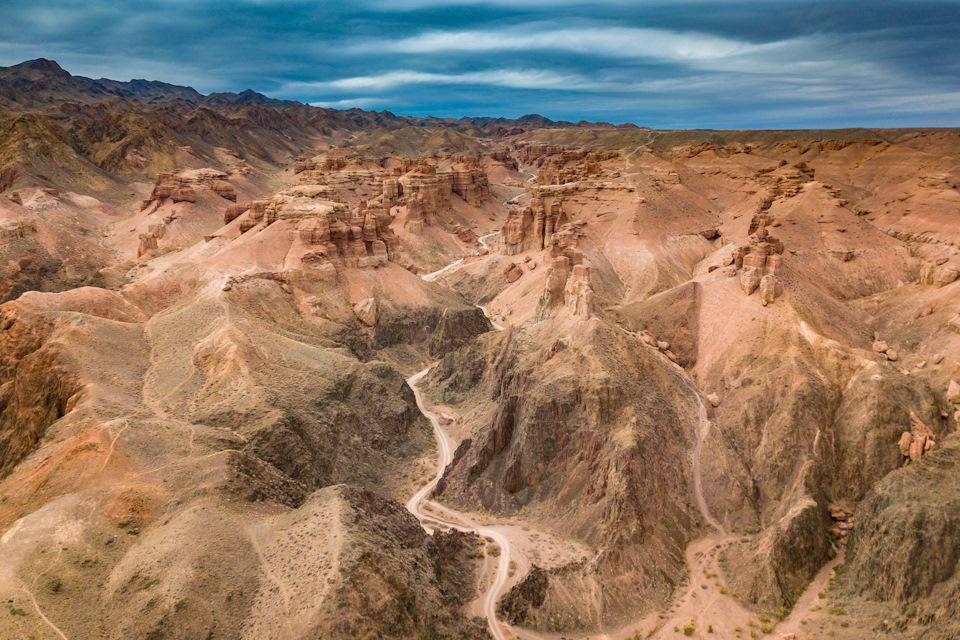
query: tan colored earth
[{"left": 1, "top": 59, "right": 960, "bottom": 640}]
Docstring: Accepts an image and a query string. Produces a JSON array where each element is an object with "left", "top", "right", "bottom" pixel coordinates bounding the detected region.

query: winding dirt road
[
  {"left": 409, "top": 238, "right": 512, "bottom": 638},
  {"left": 422, "top": 230, "right": 500, "bottom": 283},
  {"left": 405, "top": 363, "right": 512, "bottom": 640}
]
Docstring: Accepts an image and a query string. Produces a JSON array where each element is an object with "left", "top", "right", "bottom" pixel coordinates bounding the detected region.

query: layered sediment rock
[
  {"left": 919, "top": 260, "right": 960, "bottom": 287},
  {"left": 293, "top": 149, "right": 493, "bottom": 240},
  {"left": 502, "top": 196, "right": 567, "bottom": 256},
  {"left": 141, "top": 168, "right": 237, "bottom": 211},
  {"left": 730, "top": 209, "right": 786, "bottom": 303},
  {"left": 511, "top": 143, "right": 618, "bottom": 186}
]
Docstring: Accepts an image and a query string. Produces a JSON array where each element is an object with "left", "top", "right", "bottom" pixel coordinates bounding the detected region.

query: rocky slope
[{"left": 425, "top": 131, "right": 960, "bottom": 636}]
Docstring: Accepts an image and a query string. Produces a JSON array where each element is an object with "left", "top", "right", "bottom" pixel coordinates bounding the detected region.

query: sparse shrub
[
  {"left": 174, "top": 599, "right": 187, "bottom": 612},
  {"left": 8, "top": 606, "right": 27, "bottom": 616},
  {"left": 683, "top": 625, "right": 695, "bottom": 636}
]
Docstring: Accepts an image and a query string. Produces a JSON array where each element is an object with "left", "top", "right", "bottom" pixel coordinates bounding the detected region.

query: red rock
[
  {"left": 909, "top": 437, "right": 925, "bottom": 460},
  {"left": 898, "top": 431, "right": 913, "bottom": 457},
  {"left": 223, "top": 203, "right": 248, "bottom": 224},
  {"left": 564, "top": 264, "right": 594, "bottom": 317},
  {"left": 353, "top": 298, "right": 377, "bottom": 326},
  {"left": 0, "top": 162, "right": 18, "bottom": 192},
  {"left": 503, "top": 263, "right": 523, "bottom": 283}
]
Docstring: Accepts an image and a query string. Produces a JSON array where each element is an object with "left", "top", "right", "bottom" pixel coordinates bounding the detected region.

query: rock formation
[
  {"left": 141, "top": 168, "right": 237, "bottom": 211},
  {"left": 730, "top": 208, "right": 786, "bottom": 303},
  {"left": 919, "top": 260, "right": 960, "bottom": 287},
  {"left": 562, "top": 264, "right": 594, "bottom": 317}
]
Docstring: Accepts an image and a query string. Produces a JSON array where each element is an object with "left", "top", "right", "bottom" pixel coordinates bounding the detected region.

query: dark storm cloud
[{"left": 1, "top": 0, "right": 958, "bottom": 127}]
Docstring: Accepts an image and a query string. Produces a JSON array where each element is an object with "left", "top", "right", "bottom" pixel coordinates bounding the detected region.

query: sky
[{"left": 1, "top": 0, "right": 959, "bottom": 128}]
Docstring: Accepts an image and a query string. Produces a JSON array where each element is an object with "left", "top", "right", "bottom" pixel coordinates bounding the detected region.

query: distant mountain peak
[{"left": 18, "top": 58, "right": 65, "bottom": 73}]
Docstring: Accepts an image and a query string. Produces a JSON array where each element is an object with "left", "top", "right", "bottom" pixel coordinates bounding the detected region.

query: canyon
[{"left": 0, "top": 58, "right": 959, "bottom": 640}]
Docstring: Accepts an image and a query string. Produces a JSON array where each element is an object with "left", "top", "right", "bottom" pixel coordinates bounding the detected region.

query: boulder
[
  {"left": 0, "top": 162, "right": 18, "bottom": 192},
  {"left": 503, "top": 263, "right": 523, "bottom": 283},
  {"left": 885, "top": 349, "right": 899, "bottom": 362},
  {"left": 909, "top": 437, "right": 925, "bottom": 461},
  {"left": 740, "top": 267, "right": 761, "bottom": 295},
  {"left": 898, "top": 431, "right": 913, "bottom": 457},
  {"left": 707, "top": 393, "right": 720, "bottom": 407},
  {"left": 947, "top": 380, "right": 960, "bottom": 405},
  {"left": 353, "top": 298, "right": 378, "bottom": 327},
  {"left": 873, "top": 341, "right": 889, "bottom": 354},
  {"left": 759, "top": 274, "right": 782, "bottom": 305}
]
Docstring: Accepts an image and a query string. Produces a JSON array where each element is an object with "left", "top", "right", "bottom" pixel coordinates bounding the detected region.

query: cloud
[
  {"left": 310, "top": 97, "right": 385, "bottom": 109},
  {"left": 287, "top": 69, "right": 613, "bottom": 93},
  {"left": 0, "top": 0, "right": 957, "bottom": 127},
  {"left": 357, "top": 26, "right": 760, "bottom": 61}
]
